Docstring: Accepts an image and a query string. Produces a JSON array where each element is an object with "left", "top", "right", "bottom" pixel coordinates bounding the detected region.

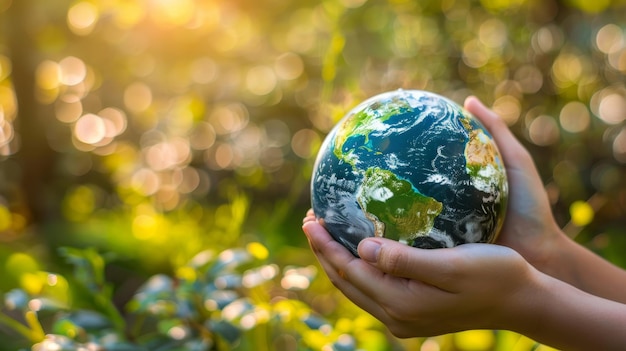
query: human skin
[{"left": 302, "top": 96, "right": 626, "bottom": 350}]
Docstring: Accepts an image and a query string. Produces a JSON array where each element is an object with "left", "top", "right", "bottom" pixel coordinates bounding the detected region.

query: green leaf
[
  {"left": 57, "top": 247, "right": 125, "bottom": 333},
  {"left": 27, "top": 297, "right": 68, "bottom": 312},
  {"left": 203, "top": 290, "right": 238, "bottom": 311},
  {"left": 57, "top": 247, "right": 107, "bottom": 294},
  {"left": 181, "top": 339, "right": 213, "bottom": 351},
  {"left": 4, "top": 288, "right": 29, "bottom": 310},
  {"left": 51, "top": 318, "right": 85, "bottom": 341},
  {"left": 207, "top": 320, "right": 241, "bottom": 345},
  {"left": 212, "top": 273, "right": 242, "bottom": 290},
  {"left": 65, "top": 310, "right": 113, "bottom": 331},
  {"left": 129, "top": 274, "right": 176, "bottom": 315},
  {"left": 208, "top": 249, "right": 252, "bottom": 277}
]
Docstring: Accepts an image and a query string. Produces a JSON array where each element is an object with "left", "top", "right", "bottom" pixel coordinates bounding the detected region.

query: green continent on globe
[
  {"left": 356, "top": 167, "right": 443, "bottom": 242},
  {"left": 333, "top": 97, "right": 412, "bottom": 165}
]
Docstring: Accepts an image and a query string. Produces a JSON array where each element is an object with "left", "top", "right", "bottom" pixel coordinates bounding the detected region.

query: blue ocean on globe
[{"left": 310, "top": 90, "right": 508, "bottom": 256}]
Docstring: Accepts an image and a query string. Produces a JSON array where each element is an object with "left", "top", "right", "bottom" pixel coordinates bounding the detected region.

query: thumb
[
  {"left": 358, "top": 238, "right": 458, "bottom": 286},
  {"left": 463, "top": 96, "right": 532, "bottom": 169}
]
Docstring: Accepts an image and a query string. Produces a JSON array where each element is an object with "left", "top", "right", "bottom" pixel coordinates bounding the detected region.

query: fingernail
[{"left": 358, "top": 239, "right": 380, "bottom": 263}]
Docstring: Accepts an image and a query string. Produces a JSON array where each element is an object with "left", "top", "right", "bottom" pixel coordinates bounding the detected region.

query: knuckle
[
  {"left": 440, "top": 254, "right": 466, "bottom": 282},
  {"left": 379, "top": 247, "right": 408, "bottom": 276}
]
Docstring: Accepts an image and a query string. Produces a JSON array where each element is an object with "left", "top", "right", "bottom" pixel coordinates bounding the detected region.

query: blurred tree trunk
[{"left": 6, "top": 0, "right": 58, "bottom": 225}]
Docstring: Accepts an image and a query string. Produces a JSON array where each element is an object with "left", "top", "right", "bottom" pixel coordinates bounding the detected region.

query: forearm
[
  {"left": 541, "top": 231, "right": 626, "bottom": 304},
  {"left": 513, "top": 271, "right": 626, "bottom": 351}
]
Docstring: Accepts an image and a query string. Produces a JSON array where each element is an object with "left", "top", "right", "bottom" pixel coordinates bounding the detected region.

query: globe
[{"left": 310, "top": 90, "right": 508, "bottom": 256}]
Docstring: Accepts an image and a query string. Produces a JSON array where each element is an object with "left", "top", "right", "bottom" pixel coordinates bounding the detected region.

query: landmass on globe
[{"left": 311, "top": 89, "right": 508, "bottom": 256}]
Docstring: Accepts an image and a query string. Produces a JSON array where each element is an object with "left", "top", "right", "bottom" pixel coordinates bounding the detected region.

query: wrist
[
  {"left": 496, "top": 265, "right": 551, "bottom": 336},
  {"left": 510, "top": 270, "right": 626, "bottom": 351},
  {"left": 529, "top": 223, "right": 569, "bottom": 278}
]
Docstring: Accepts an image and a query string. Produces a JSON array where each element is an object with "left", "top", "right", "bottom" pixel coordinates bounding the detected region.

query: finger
[
  {"left": 309, "top": 243, "right": 389, "bottom": 319},
  {"left": 464, "top": 96, "right": 548, "bottom": 209},
  {"left": 302, "top": 221, "right": 389, "bottom": 318},
  {"left": 358, "top": 237, "right": 459, "bottom": 289},
  {"left": 463, "top": 96, "right": 531, "bottom": 169},
  {"left": 303, "top": 221, "right": 382, "bottom": 287},
  {"left": 304, "top": 223, "right": 456, "bottom": 321},
  {"left": 303, "top": 209, "right": 316, "bottom": 224}
]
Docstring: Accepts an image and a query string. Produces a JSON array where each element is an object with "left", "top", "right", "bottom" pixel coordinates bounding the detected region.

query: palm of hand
[
  {"left": 302, "top": 216, "right": 535, "bottom": 337},
  {"left": 370, "top": 243, "right": 534, "bottom": 337}
]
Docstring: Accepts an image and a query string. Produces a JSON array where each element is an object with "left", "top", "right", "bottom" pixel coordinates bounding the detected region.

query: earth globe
[{"left": 310, "top": 90, "right": 508, "bottom": 256}]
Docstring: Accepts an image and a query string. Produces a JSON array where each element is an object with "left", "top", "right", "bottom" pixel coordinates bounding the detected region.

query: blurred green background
[{"left": 0, "top": 0, "right": 625, "bottom": 350}]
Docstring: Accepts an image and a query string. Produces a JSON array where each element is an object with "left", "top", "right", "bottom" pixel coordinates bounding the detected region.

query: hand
[
  {"left": 303, "top": 97, "right": 626, "bottom": 347},
  {"left": 302, "top": 215, "right": 539, "bottom": 337},
  {"left": 463, "top": 97, "right": 564, "bottom": 273}
]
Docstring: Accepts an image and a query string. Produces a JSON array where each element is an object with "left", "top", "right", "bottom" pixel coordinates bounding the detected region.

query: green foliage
[{"left": 1, "top": 245, "right": 381, "bottom": 351}]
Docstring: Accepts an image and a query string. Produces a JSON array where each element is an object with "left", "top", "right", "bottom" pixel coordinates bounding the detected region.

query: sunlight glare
[
  {"left": 59, "top": 56, "right": 87, "bottom": 86},
  {"left": 75, "top": 114, "right": 106, "bottom": 144},
  {"left": 132, "top": 168, "right": 160, "bottom": 195},
  {"left": 99, "top": 107, "right": 127, "bottom": 137},
  {"left": 55, "top": 99, "right": 83, "bottom": 123},
  {"left": 124, "top": 82, "right": 153, "bottom": 114},
  {"left": 598, "top": 93, "right": 626, "bottom": 124},
  {"left": 150, "top": 0, "right": 195, "bottom": 27},
  {"left": 559, "top": 101, "right": 590, "bottom": 133},
  {"left": 246, "top": 66, "right": 277, "bottom": 96},
  {"left": 528, "top": 115, "right": 560, "bottom": 146},
  {"left": 132, "top": 214, "right": 158, "bottom": 240},
  {"left": 275, "top": 52, "right": 304, "bottom": 80},
  {"left": 613, "top": 127, "right": 626, "bottom": 163},
  {"left": 36, "top": 60, "right": 61, "bottom": 90},
  {"left": 67, "top": 1, "right": 100, "bottom": 35}
]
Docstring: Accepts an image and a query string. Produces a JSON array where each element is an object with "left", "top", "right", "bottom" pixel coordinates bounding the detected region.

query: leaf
[
  {"left": 129, "top": 274, "right": 176, "bottom": 314},
  {"left": 221, "top": 298, "right": 254, "bottom": 322},
  {"left": 181, "top": 339, "right": 213, "bottom": 351},
  {"left": 302, "top": 313, "right": 330, "bottom": 331},
  {"left": 207, "top": 320, "right": 241, "bottom": 345},
  {"left": 57, "top": 247, "right": 106, "bottom": 294},
  {"left": 138, "top": 274, "right": 175, "bottom": 295},
  {"left": 103, "top": 343, "right": 149, "bottom": 351},
  {"left": 208, "top": 249, "right": 252, "bottom": 277},
  {"left": 241, "top": 264, "right": 278, "bottom": 288},
  {"left": 187, "top": 250, "right": 215, "bottom": 270},
  {"left": 203, "top": 290, "right": 239, "bottom": 311},
  {"left": 51, "top": 318, "right": 83, "bottom": 340},
  {"left": 213, "top": 274, "right": 242, "bottom": 290},
  {"left": 65, "top": 310, "right": 114, "bottom": 331},
  {"left": 4, "top": 288, "right": 29, "bottom": 310},
  {"left": 57, "top": 247, "right": 125, "bottom": 332},
  {"left": 332, "top": 334, "right": 357, "bottom": 351}
]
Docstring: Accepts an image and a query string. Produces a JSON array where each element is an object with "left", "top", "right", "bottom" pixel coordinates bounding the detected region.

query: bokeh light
[
  {"left": 74, "top": 113, "right": 106, "bottom": 145},
  {"left": 67, "top": 1, "right": 99, "bottom": 36},
  {"left": 528, "top": 115, "right": 560, "bottom": 146},
  {"left": 124, "top": 82, "right": 153, "bottom": 114},
  {"left": 559, "top": 101, "right": 590, "bottom": 133},
  {"left": 58, "top": 56, "right": 87, "bottom": 86}
]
